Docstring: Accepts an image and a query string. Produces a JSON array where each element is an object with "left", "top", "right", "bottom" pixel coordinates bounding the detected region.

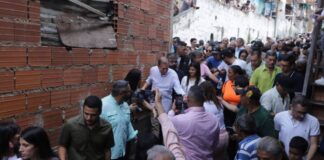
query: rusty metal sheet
[{"left": 55, "top": 16, "right": 116, "bottom": 49}]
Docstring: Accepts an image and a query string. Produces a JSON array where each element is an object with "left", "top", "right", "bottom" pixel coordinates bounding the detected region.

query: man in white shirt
[
  {"left": 260, "top": 74, "right": 292, "bottom": 116},
  {"left": 274, "top": 95, "right": 320, "bottom": 160},
  {"left": 246, "top": 50, "right": 264, "bottom": 78},
  {"left": 142, "top": 57, "right": 185, "bottom": 112},
  {"left": 235, "top": 38, "right": 245, "bottom": 58},
  {"left": 217, "top": 48, "right": 247, "bottom": 81}
]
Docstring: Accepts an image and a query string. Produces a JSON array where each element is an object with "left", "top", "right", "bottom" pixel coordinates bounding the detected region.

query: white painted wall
[{"left": 172, "top": 0, "right": 308, "bottom": 44}]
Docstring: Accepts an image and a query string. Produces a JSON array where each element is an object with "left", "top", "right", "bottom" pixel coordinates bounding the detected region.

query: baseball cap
[{"left": 241, "top": 86, "right": 262, "bottom": 102}]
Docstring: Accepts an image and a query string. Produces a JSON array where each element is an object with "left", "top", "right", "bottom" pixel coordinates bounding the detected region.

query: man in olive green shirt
[
  {"left": 250, "top": 50, "right": 281, "bottom": 93},
  {"left": 58, "top": 95, "right": 114, "bottom": 160},
  {"left": 236, "top": 86, "right": 275, "bottom": 137}
]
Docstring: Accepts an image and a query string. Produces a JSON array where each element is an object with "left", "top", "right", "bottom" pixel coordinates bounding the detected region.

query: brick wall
[{"left": 0, "top": 0, "right": 171, "bottom": 146}]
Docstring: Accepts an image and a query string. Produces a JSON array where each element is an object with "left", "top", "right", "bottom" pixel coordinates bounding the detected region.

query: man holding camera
[
  {"left": 168, "top": 85, "right": 220, "bottom": 160},
  {"left": 101, "top": 80, "right": 138, "bottom": 160},
  {"left": 142, "top": 57, "right": 185, "bottom": 112}
]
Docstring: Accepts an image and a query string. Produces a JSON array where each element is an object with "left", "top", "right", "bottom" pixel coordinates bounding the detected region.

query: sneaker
[{"left": 315, "top": 77, "right": 324, "bottom": 85}]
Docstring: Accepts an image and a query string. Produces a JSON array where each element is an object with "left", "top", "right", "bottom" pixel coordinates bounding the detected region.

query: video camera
[
  {"left": 174, "top": 95, "right": 188, "bottom": 112},
  {"left": 131, "top": 90, "right": 155, "bottom": 105}
]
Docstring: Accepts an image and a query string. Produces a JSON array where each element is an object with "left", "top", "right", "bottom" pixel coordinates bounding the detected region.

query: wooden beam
[
  {"left": 302, "top": 0, "right": 324, "bottom": 96},
  {"left": 68, "top": 0, "right": 107, "bottom": 17}
]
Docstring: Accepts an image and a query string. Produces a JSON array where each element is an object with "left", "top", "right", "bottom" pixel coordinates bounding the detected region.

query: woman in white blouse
[
  {"left": 180, "top": 62, "right": 205, "bottom": 95},
  {"left": 199, "top": 81, "right": 228, "bottom": 160}
]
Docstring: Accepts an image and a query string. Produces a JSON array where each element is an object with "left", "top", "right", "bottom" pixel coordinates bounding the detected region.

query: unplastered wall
[
  {"left": 173, "top": 0, "right": 303, "bottom": 44},
  {"left": 0, "top": 0, "right": 171, "bottom": 146}
]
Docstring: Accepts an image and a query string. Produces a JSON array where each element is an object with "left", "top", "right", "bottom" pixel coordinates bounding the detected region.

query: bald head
[
  {"left": 158, "top": 57, "right": 169, "bottom": 76},
  {"left": 158, "top": 57, "right": 169, "bottom": 66}
]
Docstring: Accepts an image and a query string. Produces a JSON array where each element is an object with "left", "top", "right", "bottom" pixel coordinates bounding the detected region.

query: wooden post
[{"left": 302, "top": 0, "right": 324, "bottom": 96}]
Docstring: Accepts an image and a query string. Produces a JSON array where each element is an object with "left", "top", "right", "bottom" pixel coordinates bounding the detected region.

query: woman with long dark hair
[
  {"left": 124, "top": 68, "right": 142, "bottom": 92},
  {"left": 199, "top": 81, "right": 228, "bottom": 160},
  {"left": 0, "top": 122, "right": 20, "bottom": 160},
  {"left": 19, "top": 127, "right": 57, "bottom": 160},
  {"left": 180, "top": 62, "right": 205, "bottom": 95}
]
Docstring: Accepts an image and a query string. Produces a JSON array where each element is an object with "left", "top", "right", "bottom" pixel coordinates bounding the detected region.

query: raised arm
[{"left": 155, "top": 89, "right": 186, "bottom": 160}]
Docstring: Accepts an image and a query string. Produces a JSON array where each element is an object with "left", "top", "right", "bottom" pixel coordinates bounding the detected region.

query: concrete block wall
[
  {"left": 172, "top": 0, "right": 307, "bottom": 44},
  {"left": 0, "top": 0, "right": 171, "bottom": 146}
]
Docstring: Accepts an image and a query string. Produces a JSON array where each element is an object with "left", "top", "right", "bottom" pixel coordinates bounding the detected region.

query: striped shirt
[{"left": 235, "top": 134, "right": 261, "bottom": 160}]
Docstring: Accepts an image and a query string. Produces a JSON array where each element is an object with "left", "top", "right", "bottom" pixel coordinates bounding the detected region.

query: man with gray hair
[
  {"left": 142, "top": 57, "right": 185, "bottom": 112},
  {"left": 147, "top": 145, "right": 175, "bottom": 160},
  {"left": 101, "top": 80, "right": 138, "bottom": 160},
  {"left": 256, "top": 136, "right": 284, "bottom": 160}
]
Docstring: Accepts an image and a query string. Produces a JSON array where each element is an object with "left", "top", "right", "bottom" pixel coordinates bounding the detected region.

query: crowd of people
[{"left": 1, "top": 32, "right": 324, "bottom": 160}]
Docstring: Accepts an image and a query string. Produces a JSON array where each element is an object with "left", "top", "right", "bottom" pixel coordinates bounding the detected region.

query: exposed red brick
[
  {"left": 63, "top": 106, "right": 80, "bottom": 121},
  {"left": 72, "top": 48, "right": 89, "bottom": 65},
  {"left": 139, "top": 53, "right": 156, "bottom": 65},
  {"left": 148, "top": 26, "right": 156, "bottom": 39},
  {"left": 0, "top": 47, "right": 26, "bottom": 67},
  {"left": 140, "top": 0, "right": 150, "bottom": 11},
  {"left": 43, "top": 108, "right": 62, "bottom": 129},
  {"left": 90, "top": 49, "right": 106, "bottom": 65},
  {"left": 27, "top": 0, "right": 40, "bottom": 22},
  {"left": 82, "top": 67, "right": 97, "bottom": 84},
  {"left": 28, "top": 47, "right": 51, "bottom": 66},
  {"left": 134, "top": 38, "right": 145, "bottom": 50},
  {"left": 118, "top": 4, "right": 125, "bottom": 18},
  {"left": 26, "top": 92, "right": 51, "bottom": 111},
  {"left": 125, "top": 7, "right": 144, "bottom": 23},
  {"left": 0, "top": 1, "right": 27, "bottom": 19},
  {"left": 41, "top": 69, "right": 64, "bottom": 88},
  {"left": 63, "top": 68, "right": 82, "bottom": 85},
  {"left": 15, "top": 70, "right": 41, "bottom": 90},
  {"left": 0, "top": 21, "right": 14, "bottom": 41},
  {"left": 151, "top": 40, "right": 161, "bottom": 52},
  {"left": 117, "top": 19, "right": 130, "bottom": 35},
  {"left": 128, "top": 53, "right": 138, "bottom": 65},
  {"left": 51, "top": 47, "right": 73, "bottom": 66},
  {"left": 14, "top": 23, "right": 40, "bottom": 43},
  {"left": 50, "top": 89, "right": 70, "bottom": 107},
  {"left": 106, "top": 52, "right": 119, "bottom": 64},
  {"left": 112, "top": 65, "right": 133, "bottom": 81},
  {"left": 0, "top": 71, "right": 14, "bottom": 93},
  {"left": 129, "top": 0, "right": 141, "bottom": 8},
  {"left": 15, "top": 114, "right": 37, "bottom": 130},
  {"left": 70, "top": 87, "right": 89, "bottom": 105},
  {"left": 0, "top": 95, "right": 25, "bottom": 118},
  {"left": 89, "top": 84, "right": 109, "bottom": 98},
  {"left": 97, "top": 66, "right": 110, "bottom": 82}
]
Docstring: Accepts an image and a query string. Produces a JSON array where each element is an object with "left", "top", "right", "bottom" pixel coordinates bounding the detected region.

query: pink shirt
[
  {"left": 158, "top": 113, "right": 186, "bottom": 160},
  {"left": 200, "top": 63, "right": 212, "bottom": 78},
  {"left": 170, "top": 107, "right": 220, "bottom": 160}
]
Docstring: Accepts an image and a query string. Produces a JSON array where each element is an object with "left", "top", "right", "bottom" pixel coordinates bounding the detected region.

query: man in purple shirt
[{"left": 169, "top": 85, "right": 220, "bottom": 160}]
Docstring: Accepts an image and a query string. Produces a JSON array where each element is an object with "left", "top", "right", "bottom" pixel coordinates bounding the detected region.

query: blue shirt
[
  {"left": 235, "top": 134, "right": 260, "bottom": 160},
  {"left": 205, "top": 56, "right": 222, "bottom": 69},
  {"left": 100, "top": 95, "right": 138, "bottom": 159}
]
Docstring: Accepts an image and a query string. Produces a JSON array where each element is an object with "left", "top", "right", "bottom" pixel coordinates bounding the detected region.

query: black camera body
[
  {"left": 131, "top": 90, "right": 155, "bottom": 105},
  {"left": 174, "top": 95, "right": 188, "bottom": 111}
]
